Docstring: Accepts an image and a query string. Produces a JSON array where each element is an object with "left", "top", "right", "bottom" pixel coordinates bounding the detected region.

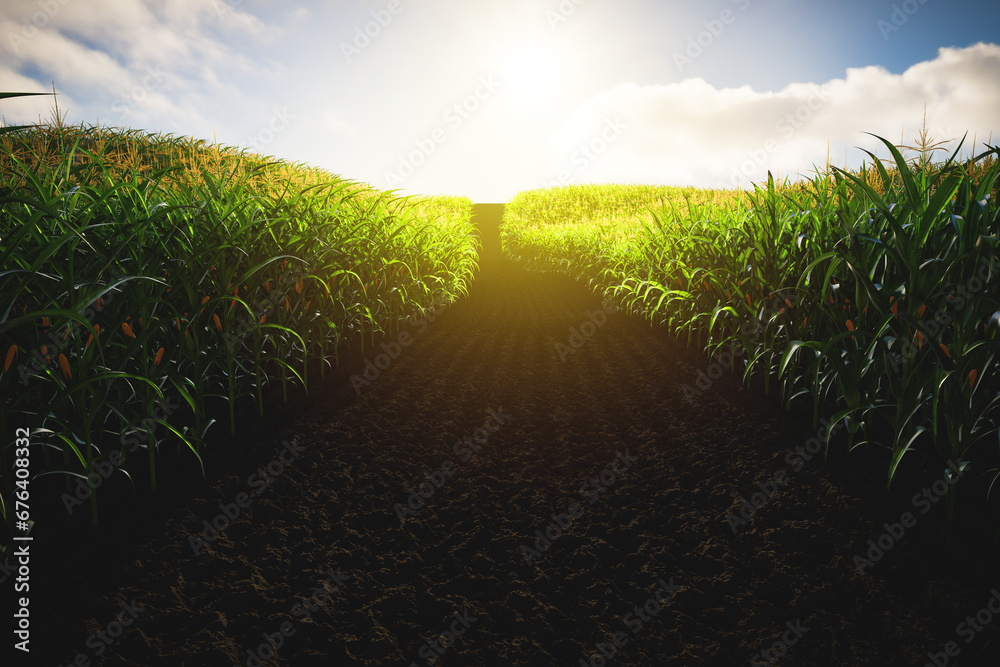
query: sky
[{"left": 1, "top": 0, "right": 999, "bottom": 202}]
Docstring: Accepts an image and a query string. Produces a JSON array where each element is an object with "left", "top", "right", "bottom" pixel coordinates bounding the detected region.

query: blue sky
[{"left": 2, "top": 0, "right": 999, "bottom": 202}]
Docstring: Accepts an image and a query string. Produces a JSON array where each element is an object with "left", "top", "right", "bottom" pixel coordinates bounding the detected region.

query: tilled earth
[{"left": 22, "top": 205, "right": 1000, "bottom": 666}]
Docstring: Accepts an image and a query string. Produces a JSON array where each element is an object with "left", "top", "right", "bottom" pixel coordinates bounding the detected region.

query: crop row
[
  {"left": 0, "top": 122, "right": 478, "bottom": 537},
  {"left": 503, "top": 134, "right": 1000, "bottom": 521}
]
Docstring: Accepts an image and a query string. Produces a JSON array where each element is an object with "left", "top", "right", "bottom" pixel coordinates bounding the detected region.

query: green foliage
[
  {"left": 503, "top": 136, "right": 1000, "bottom": 522},
  {"left": 0, "top": 121, "right": 477, "bottom": 537}
]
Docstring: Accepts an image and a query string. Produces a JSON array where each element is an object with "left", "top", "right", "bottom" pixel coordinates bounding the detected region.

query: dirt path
[{"left": 25, "top": 205, "right": 1000, "bottom": 666}]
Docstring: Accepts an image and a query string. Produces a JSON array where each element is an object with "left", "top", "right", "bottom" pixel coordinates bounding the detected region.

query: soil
[{"left": 17, "top": 204, "right": 1000, "bottom": 666}]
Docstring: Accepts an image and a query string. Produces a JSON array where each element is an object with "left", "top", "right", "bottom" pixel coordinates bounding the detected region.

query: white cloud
[
  {"left": 547, "top": 43, "right": 1000, "bottom": 190},
  {"left": 0, "top": 0, "right": 284, "bottom": 137},
  {"left": 1, "top": 17, "right": 131, "bottom": 91}
]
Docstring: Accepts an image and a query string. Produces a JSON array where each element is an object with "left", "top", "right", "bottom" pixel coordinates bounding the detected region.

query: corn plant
[
  {"left": 501, "top": 133, "right": 999, "bottom": 526},
  {"left": 1, "top": 120, "right": 477, "bottom": 546}
]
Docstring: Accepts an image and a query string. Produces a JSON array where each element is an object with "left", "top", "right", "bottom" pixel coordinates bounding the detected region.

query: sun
[{"left": 500, "top": 45, "right": 559, "bottom": 99}]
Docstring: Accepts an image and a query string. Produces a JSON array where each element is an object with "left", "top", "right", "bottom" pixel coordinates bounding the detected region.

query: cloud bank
[{"left": 545, "top": 43, "right": 1000, "bottom": 191}]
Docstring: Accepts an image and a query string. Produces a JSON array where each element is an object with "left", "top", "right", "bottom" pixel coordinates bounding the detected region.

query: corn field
[
  {"left": 503, "top": 135, "right": 1000, "bottom": 521},
  {"left": 0, "top": 119, "right": 478, "bottom": 538}
]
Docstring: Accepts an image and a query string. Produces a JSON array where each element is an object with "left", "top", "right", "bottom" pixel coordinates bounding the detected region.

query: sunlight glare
[{"left": 501, "top": 45, "right": 559, "bottom": 100}]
